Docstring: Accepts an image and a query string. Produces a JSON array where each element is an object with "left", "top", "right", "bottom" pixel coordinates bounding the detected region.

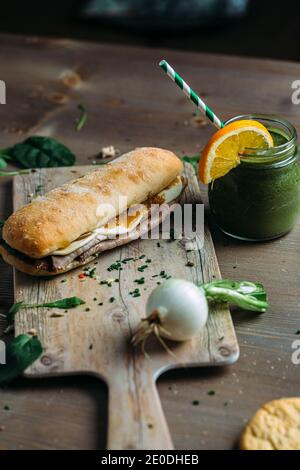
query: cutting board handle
[{"left": 107, "top": 367, "right": 173, "bottom": 450}]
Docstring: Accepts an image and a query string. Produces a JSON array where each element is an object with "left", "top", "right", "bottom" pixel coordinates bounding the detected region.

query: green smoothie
[{"left": 208, "top": 118, "right": 300, "bottom": 241}]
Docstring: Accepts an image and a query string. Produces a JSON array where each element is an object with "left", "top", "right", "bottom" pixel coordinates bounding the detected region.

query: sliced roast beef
[
  {"left": 51, "top": 203, "right": 173, "bottom": 272},
  {"left": 51, "top": 234, "right": 105, "bottom": 271}
]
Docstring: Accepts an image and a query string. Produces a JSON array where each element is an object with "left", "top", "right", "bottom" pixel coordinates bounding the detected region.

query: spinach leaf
[
  {"left": 0, "top": 334, "right": 42, "bottom": 384},
  {"left": 6, "top": 301, "right": 24, "bottom": 324},
  {"left": 76, "top": 104, "right": 87, "bottom": 131},
  {"left": 0, "top": 157, "right": 7, "bottom": 169},
  {"left": 3, "top": 136, "right": 76, "bottom": 168},
  {"left": 5, "top": 297, "right": 85, "bottom": 327},
  {"left": 0, "top": 153, "right": 11, "bottom": 160},
  {"left": 182, "top": 155, "right": 200, "bottom": 174},
  {"left": 34, "top": 297, "right": 85, "bottom": 309},
  {"left": 0, "top": 219, "right": 4, "bottom": 228}
]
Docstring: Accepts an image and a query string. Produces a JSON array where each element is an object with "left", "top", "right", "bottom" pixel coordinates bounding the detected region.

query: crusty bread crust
[
  {"left": 0, "top": 189, "right": 184, "bottom": 276},
  {"left": 3, "top": 147, "right": 183, "bottom": 258}
]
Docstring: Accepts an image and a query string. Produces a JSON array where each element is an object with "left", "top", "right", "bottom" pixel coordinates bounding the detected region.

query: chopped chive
[
  {"left": 83, "top": 267, "right": 97, "bottom": 279},
  {"left": 138, "top": 265, "right": 148, "bottom": 272},
  {"left": 107, "top": 261, "right": 123, "bottom": 272},
  {"left": 76, "top": 104, "right": 87, "bottom": 131},
  {"left": 122, "top": 257, "right": 134, "bottom": 264},
  {"left": 35, "top": 184, "right": 44, "bottom": 194}
]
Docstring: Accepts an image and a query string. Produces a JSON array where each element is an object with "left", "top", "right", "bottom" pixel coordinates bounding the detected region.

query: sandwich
[{"left": 0, "top": 147, "right": 185, "bottom": 276}]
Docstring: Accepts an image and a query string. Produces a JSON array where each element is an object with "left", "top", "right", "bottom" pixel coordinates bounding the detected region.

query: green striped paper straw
[{"left": 159, "top": 60, "right": 224, "bottom": 129}]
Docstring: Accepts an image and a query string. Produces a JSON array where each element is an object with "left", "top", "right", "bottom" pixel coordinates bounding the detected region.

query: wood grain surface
[
  {"left": 0, "top": 34, "right": 299, "bottom": 450},
  {"left": 12, "top": 163, "right": 238, "bottom": 450}
]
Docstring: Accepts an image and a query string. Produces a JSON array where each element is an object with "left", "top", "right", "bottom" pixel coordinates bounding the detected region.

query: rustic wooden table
[{"left": 0, "top": 34, "right": 299, "bottom": 450}]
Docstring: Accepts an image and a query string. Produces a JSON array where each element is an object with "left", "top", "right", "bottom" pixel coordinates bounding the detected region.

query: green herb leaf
[
  {"left": 32, "top": 297, "right": 86, "bottom": 309},
  {"left": 83, "top": 266, "right": 96, "bottom": 278},
  {"left": 76, "top": 104, "right": 87, "bottom": 131},
  {"left": 201, "top": 280, "right": 269, "bottom": 313},
  {"left": 35, "top": 184, "right": 44, "bottom": 195},
  {"left": 5, "top": 297, "right": 85, "bottom": 327},
  {"left": 6, "top": 301, "right": 24, "bottom": 324},
  {"left": 0, "top": 219, "right": 5, "bottom": 228},
  {"left": 0, "top": 157, "right": 7, "bottom": 169},
  {"left": 3, "top": 136, "right": 76, "bottom": 168},
  {"left": 0, "top": 152, "right": 12, "bottom": 161},
  {"left": 0, "top": 334, "right": 43, "bottom": 384},
  {"left": 182, "top": 155, "right": 200, "bottom": 174}
]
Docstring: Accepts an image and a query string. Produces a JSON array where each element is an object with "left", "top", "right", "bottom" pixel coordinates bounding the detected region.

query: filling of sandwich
[
  {"left": 51, "top": 175, "right": 183, "bottom": 257},
  {"left": 0, "top": 176, "right": 185, "bottom": 272}
]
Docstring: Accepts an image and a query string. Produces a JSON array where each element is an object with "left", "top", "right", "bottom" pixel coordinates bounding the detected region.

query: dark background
[{"left": 0, "top": 0, "right": 300, "bottom": 61}]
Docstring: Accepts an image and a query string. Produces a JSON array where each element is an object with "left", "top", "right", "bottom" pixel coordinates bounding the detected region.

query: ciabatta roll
[{"left": 0, "top": 147, "right": 185, "bottom": 276}]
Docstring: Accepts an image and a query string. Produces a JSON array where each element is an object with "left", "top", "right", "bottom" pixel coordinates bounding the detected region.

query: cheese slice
[
  {"left": 94, "top": 204, "right": 148, "bottom": 237},
  {"left": 52, "top": 176, "right": 183, "bottom": 256}
]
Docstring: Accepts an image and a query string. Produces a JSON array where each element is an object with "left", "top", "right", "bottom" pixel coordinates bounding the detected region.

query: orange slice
[{"left": 198, "top": 120, "right": 273, "bottom": 184}]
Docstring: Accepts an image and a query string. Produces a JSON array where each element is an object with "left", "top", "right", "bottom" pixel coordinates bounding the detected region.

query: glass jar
[{"left": 208, "top": 114, "right": 300, "bottom": 241}]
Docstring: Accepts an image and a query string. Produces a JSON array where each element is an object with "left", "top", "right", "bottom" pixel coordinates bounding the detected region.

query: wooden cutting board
[{"left": 12, "top": 163, "right": 239, "bottom": 450}]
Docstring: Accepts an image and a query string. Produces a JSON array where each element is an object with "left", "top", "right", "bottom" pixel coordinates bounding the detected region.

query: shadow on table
[
  {"left": 0, "top": 365, "right": 236, "bottom": 450},
  {"left": 0, "top": 374, "right": 108, "bottom": 450}
]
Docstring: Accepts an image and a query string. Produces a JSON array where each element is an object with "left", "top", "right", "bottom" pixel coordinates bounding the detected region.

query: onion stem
[{"left": 201, "top": 280, "right": 268, "bottom": 312}]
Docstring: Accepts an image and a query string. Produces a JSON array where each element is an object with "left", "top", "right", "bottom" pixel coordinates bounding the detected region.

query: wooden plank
[{"left": 12, "top": 163, "right": 238, "bottom": 450}]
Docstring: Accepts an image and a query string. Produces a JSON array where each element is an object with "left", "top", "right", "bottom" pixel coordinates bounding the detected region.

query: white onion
[{"left": 132, "top": 278, "right": 208, "bottom": 351}]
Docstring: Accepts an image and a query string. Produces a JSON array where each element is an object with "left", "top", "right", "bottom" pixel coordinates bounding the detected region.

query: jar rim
[{"left": 225, "top": 114, "right": 297, "bottom": 167}]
